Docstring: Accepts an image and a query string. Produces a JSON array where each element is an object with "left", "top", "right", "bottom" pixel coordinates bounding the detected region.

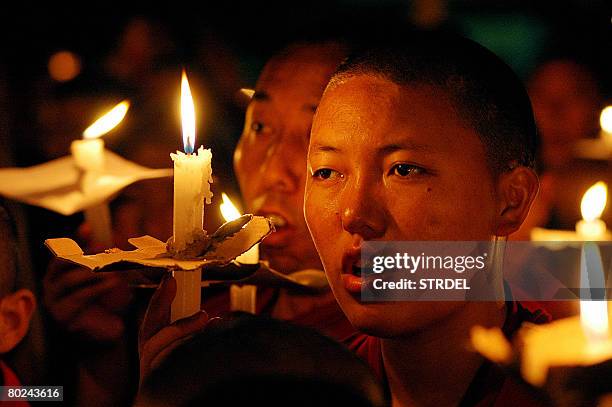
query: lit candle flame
[
  {"left": 220, "top": 193, "right": 242, "bottom": 222},
  {"left": 82, "top": 100, "right": 130, "bottom": 139},
  {"left": 580, "top": 243, "right": 609, "bottom": 346},
  {"left": 600, "top": 106, "right": 612, "bottom": 134},
  {"left": 181, "top": 70, "right": 196, "bottom": 154},
  {"left": 581, "top": 181, "right": 607, "bottom": 222}
]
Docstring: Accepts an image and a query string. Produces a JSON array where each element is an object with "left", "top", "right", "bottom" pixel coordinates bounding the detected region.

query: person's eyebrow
[
  {"left": 252, "top": 90, "right": 270, "bottom": 101},
  {"left": 377, "top": 142, "right": 433, "bottom": 156},
  {"left": 310, "top": 143, "right": 342, "bottom": 153}
]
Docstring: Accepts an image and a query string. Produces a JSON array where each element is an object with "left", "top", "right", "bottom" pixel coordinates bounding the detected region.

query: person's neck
[{"left": 381, "top": 302, "right": 506, "bottom": 407}]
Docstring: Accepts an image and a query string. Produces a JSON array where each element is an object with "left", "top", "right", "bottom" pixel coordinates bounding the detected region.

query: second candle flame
[
  {"left": 581, "top": 181, "right": 607, "bottom": 222},
  {"left": 220, "top": 193, "right": 242, "bottom": 222},
  {"left": 181, "top": 70, "right": 196, "bottom": 154},
  {"left": 83, "top": 100, "right": 130, "bottom": 139}
]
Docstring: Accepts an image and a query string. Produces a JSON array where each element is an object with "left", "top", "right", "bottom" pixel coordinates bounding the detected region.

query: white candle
[
  {"left": 170, "top": 146, "right": 213, "bottom": 252},
  {"left": 531, "top": 181, "right": 611, "bottom": 243},
  {"left": 576, "top": 181, "right": 608, "bottom": 240},
  {"left": 220, "top": 192, "right": 258, "bottom": 313},
  {"left": 170, "top": 70, "right": 213, "bottom": 322},
  {"left": 71, "top": 138, "right": 105, "bottom": 171},
  {"left": 71, "top": 100, "right": 130, "bottom": 247},
  {"left": 599, "top": 105, "right": 612, "bottom": 147}
]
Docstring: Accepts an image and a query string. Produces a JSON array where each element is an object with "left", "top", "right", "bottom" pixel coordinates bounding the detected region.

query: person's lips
[
  {"left": 342, "top": 274, "right": 363, "bottom": 293},
  {"left": 266, "top": 213, "right": 287, "bottom": 228},
  {"left": 257, "top": 210, "right": 294, "bottom": 246},
  {"left": 342, "top": 247, "right": 364, "bottom": 294}
]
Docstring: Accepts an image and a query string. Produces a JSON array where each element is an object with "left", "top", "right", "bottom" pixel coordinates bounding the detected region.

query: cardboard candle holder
[
  {"left": 0, "top": 149, "right": 172, "bottom": 215},
  {"left": 45, "top": 214, "right": 329, "bottom": 291},
  {"left": 46, "top": 214, "right": 271, "bottom": 270}
]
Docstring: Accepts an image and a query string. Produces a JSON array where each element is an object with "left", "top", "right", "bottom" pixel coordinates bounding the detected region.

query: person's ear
[
  {"left": 0, "top": 289, "right": 36, "bottom": 353},
  {"left": 494, "top": 167, "right": 539, "bottom": 237}
]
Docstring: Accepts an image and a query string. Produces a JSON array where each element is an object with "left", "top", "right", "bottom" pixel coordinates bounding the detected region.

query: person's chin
[
  {"left": 262, "top": 250, "right": 301, "bottom": 274},
  {"left": 339, "top": 295, "right": 441, "bottom": 338},
  {"left": 334, "top": 287, "right": 396, "bottom": 336}
]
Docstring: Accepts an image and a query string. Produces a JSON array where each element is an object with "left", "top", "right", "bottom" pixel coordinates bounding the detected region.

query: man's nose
[
  {"left": 259, "top": 135, "right": 303, "bottom": 193},
  {"left": 340, "top": 177, "right": 386, "bottom": 240}
]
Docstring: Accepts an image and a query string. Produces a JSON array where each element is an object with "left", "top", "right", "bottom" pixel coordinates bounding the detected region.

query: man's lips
[
  {"left": 342, "top": 274, "right": 363, "bottom": 293},
  {"left": 257, "top": 210, "right": 294, "bottom": 246},
  {"left": 342, "top": 247, "right": 364, "bottom": 294}
]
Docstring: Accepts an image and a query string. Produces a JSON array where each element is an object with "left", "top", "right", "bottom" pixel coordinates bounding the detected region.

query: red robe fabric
[
  {"left": 0, "top": 360, "right": 30, "bottom": 407},
  {"left": 346, "top": 302, "right": 551, "bottom": 407}
]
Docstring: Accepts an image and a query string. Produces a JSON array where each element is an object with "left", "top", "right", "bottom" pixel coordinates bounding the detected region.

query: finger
[
  {"left": 139, "top": 274, "right": 176, "bottom": 345},
  {"left": 139, "top": 311, "right": 210, "bottom": 381},
  {"left": 49, "top": 277, "right": 122, "bottom": 323}
]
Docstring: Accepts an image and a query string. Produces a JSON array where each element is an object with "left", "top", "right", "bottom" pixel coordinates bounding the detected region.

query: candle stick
[
  {"left": 599, "top": 106, "right": 612, "bottom": 147},
  {"left": 576, "top": 182, "right": 608, "bottom": 240},
  {"left": 170, "top": 70, "right": 213, "bottom": 322},
  {"left": 71, "top": 100, "right": 129, "bottom": 247},
  {"left": 220, "top": 192, "right": 258, "bottom": 313},
  {"left": 531, "top": 181, "right": 611, "bottom": 243}
]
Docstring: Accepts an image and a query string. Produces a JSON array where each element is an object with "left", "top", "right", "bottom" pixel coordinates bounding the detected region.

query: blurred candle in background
[
  {"left": 71, "top": 100, "right": 130, "bottom": 246},
  {"left": 220, "top": 192, "right": 258, "bottom": 313},
  {"left": 576, "top": 181, "right": 608, "bottom": 240}
]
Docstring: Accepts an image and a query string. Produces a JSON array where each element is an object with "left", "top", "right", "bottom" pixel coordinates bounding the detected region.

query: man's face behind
[
  {"left": 234, "top": 52, "right": 339, "bottom": 273},
  {"left": 305, "top": 74, "right": 500, "bottom": 336}
]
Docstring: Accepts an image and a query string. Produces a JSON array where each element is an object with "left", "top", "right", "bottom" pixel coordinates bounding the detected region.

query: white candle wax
[
  {"left": 71, "top": 138, "right": 113, "bottom": 246},
  {"left": 230, "top": 285, "right": 257, "bottom": 314},
  {"left": 71, "top": 138, "right": 104, "bottom": 172},
  {"left": 576, "top": 219, "right": 608, "bottom": 240},
  {"left": 170, "top": 146, "right": 212, "bottom": 323},
  {"left": 170, "top": 146, "right": 213, "bottom": 252}
]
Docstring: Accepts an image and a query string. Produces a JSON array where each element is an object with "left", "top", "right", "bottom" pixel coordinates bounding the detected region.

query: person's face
[
  {"left": 234, "top": 53, "right": 338, "bottom": 273},
  {"left": 528, "top": 61, "right": 600, "bottom": 168},
  {"left": 305, "top": 75, "right": 501, "bottom": 336}
]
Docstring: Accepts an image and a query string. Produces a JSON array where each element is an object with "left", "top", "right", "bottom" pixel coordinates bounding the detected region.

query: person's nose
[
  {"left": 339, "top": 175, "right": 386, "bottom": 240},
  {"left": 259, "top": 133, "right": 303, "bottom": 194}
]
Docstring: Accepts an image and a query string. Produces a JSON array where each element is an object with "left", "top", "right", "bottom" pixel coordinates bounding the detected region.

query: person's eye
[
  {"left": 389, "top": 163, "right": 426, "bottom": 177},
  {"left": 250, "top": 121, "right": 267, "bottom": 134},
  {"left": 312, "top": 168, "right": 342, "bottom": 181}
]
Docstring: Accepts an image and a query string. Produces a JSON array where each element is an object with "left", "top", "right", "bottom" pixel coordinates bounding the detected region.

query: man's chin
[
  {"left": 264, "top": 253, "right": 301, "bottom": 275},
  {"left": 342, "top": 301, "right": 441, "bottom": 338}
]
